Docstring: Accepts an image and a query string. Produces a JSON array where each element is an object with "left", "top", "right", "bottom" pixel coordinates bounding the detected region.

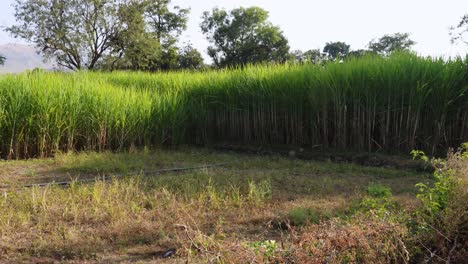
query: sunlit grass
[
  {"left": 0, "top": 148, "right": 430, "bottom": 261},
  {"left": 0, "top": 53, "right": 467, "bottom": 160}
]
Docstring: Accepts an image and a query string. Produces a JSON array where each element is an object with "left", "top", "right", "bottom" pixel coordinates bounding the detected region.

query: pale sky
[{"left": 1, "top": 0, "right": 468, "bottom": 60}]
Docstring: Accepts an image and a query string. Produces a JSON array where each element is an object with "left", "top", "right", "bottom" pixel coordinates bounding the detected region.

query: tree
[
  {"left": 99, "top": 0, "right": 189, "bottom": 71},
  {"left": 178, "top": 44, "right": 204, "bottom": 70},
  {"left": 201, "top": 7, "right": 290, "bottom": 68},
  {"left": 101, "top": 0, "right": 161, "bottom": 71},
  {"left": 7, "top": 0, "right": 189, "bottom": 72},
  {"left": 289, "top": 49, "right": 324, "bottom": 64},
  {"left": 144, "top": 0, "right": 189, "bottom": 70},
  {"left": 323, "top": 42, "right": 350, "bottom": 60},
  {"left": 368, "top": 33, "right": 416, "bottom": 55},
  {"left": 450, "top": 14, "right": 468, "bottom": 46},
  {"left": 303, "top": 49, "right": 324, "bottom": 63},
  {"left": 0, "top": 55, "right": 5, "bottom": 65},
  {"left": 288, "top": 50, "right": 305, "bottom": 63},
  {"left": 347, "top": 49, "right": 375, "bottom": 58},
  {"left": 144, "top": 0, "right": 189, "bottom": 44},
  {"left": 7, "top": 0, "right": 125, "bottom": 71}
]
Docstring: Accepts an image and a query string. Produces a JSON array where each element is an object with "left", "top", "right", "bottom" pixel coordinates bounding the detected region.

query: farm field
[
  {"left": 1, "top": 54, "right": 467, "bottom": 160},
  {"left": 0, "top": 147, "right": 432, "bottom": 263},
  {"left": 0, "top": 53, "right": 467, "bottom": 263},
  {"left": 1, "top": 0, "right": 468, "bottom": 262}
]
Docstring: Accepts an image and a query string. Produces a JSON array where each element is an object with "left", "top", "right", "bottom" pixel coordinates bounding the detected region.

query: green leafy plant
[
  {"left": 410, "top": 144, "right": 468, "bottom": 263},
  {"left": 245, "top": 240, "right": 279, "bottom": 259},
  {"left": 367, "top": 184, "right": 392, "bottom": 198},
  {"left": 287, "top": 207, "right": 319, "bottom": 226},
  {"left": 247, "top": 179, "right": 272, "bottom": 204},
  {"left": 411, "top": 149, "right": 455, "bottom": 217},
  {"left": 358, "top": 184, "right": 397, "bottom": 218}
]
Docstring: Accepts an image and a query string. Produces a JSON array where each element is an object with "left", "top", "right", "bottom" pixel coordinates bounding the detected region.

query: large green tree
[
  {"left": 368, "top": 33, "right": 415, "bottom": 55},
  {"left": 201, "top": 7, "right": 290, "bottom": 68},
  {"left": 101, "top": 0, "right": 161, "bottom": 71},
  {"left": 144, "top": 0, "right": 189, "bottom": 70},
  {"left": 323, "top": 42, "right": 350, "bottom": 60},
  {"left": 7, "top": 0, "right": 125, "bottom": 70},
  {"left": 101, "top": 0, "right": 189, "bottom": 71},
  {"left": 7, "top": 0, "right": 189, "bottom": 71},
  {"left": 178, "top": 44, "right": 204, "bottom": 70},
  {"left": 145, "top": 0, "right": 189, "bottom": 44}
]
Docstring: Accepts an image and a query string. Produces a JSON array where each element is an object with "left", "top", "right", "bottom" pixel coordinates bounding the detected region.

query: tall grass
[{"left": 0, "top": 53, "right": 467, "bottom": 159}]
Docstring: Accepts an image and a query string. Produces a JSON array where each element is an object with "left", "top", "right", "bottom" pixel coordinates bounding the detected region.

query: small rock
[
  {"left": 162, "top": 248, "right": 176, "bottom": 258},
  {"left": 288, "top": 150, "right": 296, "bottom": 158}
]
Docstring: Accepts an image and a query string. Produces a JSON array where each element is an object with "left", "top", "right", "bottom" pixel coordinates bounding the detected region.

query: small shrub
[
  {"left": 247, "top": 179, "right": 272, "bottom": 204},
  {"left": 410, "top": 144, "right": 468, "bottom": 263},
  {"left": 287, "top": 207, "right": 319, "bottom": 226},
  {"left": 356, "top": 184, "right": 397, "bottom": 219},
  {"left": 244, "top": 240, "right": 279, "bottom": 259},
  {"left": 367, "top": 184, "right": 392, "bottom": 198}
]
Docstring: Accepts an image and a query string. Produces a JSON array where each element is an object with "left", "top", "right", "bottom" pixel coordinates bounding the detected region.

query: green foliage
[
  {"left": 367, "top": 184, "right": 392, "bottom": 198},
  {"left": 177, "top": 44, "right": 205, "bottom": 70},
  {"left": 409, "top": 145, "right": 468, "bottom": 263},
  {"left": 0, "top": 53, "right": 467, "bottom": 159},
  {"left": 357, "top": 185, "right": 397, "bottom": 219},
  {"left": 7, "top": 0, "right": 124, "bottom": 70},
  {"left": 287, "top": 207, "right": 319, "bottom": 226},
  {"left": 347, "top": 49, "right": 375, "bottom": 58},
  {"left": 7, "top": 0, "right": 190, "bottom": 72},
  {"left": 412, "top": 150, "right": 457, "bottom": 219},
  {"left": 144, "top": 0, "right": 190, "bottom": 71},
  {"left": 359, "top": 196, "right": 396, "bottom": 218},
  {"left": 244, "top": 240, "right": 278, "bottom": 259},
  {"left": 323, "top": 41, "right": 350, "bottom": 60},
  {"left": 368, "top": 33, "right": 416, "bottom": 55},
  {"left": 415, "top": 175, "right": 455, "bottom": 218},
  {"left": 101, "top": 0, "right": 191, "bottom": 71},
  {"left": 247, "top": 180, "right": 272, "bottom": 204},
  {"left": 201, "top": 6, "right": 290, "bottom": 68},
  {"left": 0, "top": 54, "right": 5, "bottom": 65},
  {"left": 102, "top": 0, "right": 162, "bottom": 71},
  {"left": 410, "top": 150, "right": 430, "bottom": 163}
]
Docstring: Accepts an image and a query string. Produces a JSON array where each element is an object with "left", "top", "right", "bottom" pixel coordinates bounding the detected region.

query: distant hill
[{"left": 0, "top": 43, "right": 56, "bottom": 73}]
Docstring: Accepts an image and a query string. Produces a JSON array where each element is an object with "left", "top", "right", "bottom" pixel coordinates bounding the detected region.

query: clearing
[{"left": 0, "top": 148, "right": 430, "bottom": 263}]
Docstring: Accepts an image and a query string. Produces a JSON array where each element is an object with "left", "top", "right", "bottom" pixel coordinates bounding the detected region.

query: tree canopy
[
  {"left": 100, "top": 0, "right": 192, "bottom": 71},
  {"left": 7, "top": 0, "right": 124, "bottom": 70},
  {"left": 0, "top": 55, "right": 5, "bottom": 65},
  {"left": 368, "top": 33, "right": 415, "bottom": 55},
  {"left": 178, "top": 44, "right": 205, "bottom": 70},
  {"left": 7, "top": 0, "right": 198, "bottom": 71},
  {"left": 3, "top": 2, "right": 434, "bottom": 71},
  {"left": 201, "top": 6, "right": 290, "bottom": 68},
  {"left": 323, "top": 42, "right": 350, "bottom": 60}
]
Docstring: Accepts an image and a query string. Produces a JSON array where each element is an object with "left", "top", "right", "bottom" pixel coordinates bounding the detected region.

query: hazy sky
[{"left": 1, "top": 0, "right": 468, "bottom": 60}]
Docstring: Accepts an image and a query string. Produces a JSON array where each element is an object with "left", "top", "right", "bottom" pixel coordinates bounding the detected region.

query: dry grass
[
  {"left": 293, "top": 218, "right": 409, "bottom": 263},
  {"left": 0, "top": 148, "right": 430, "bottom": 263}
]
